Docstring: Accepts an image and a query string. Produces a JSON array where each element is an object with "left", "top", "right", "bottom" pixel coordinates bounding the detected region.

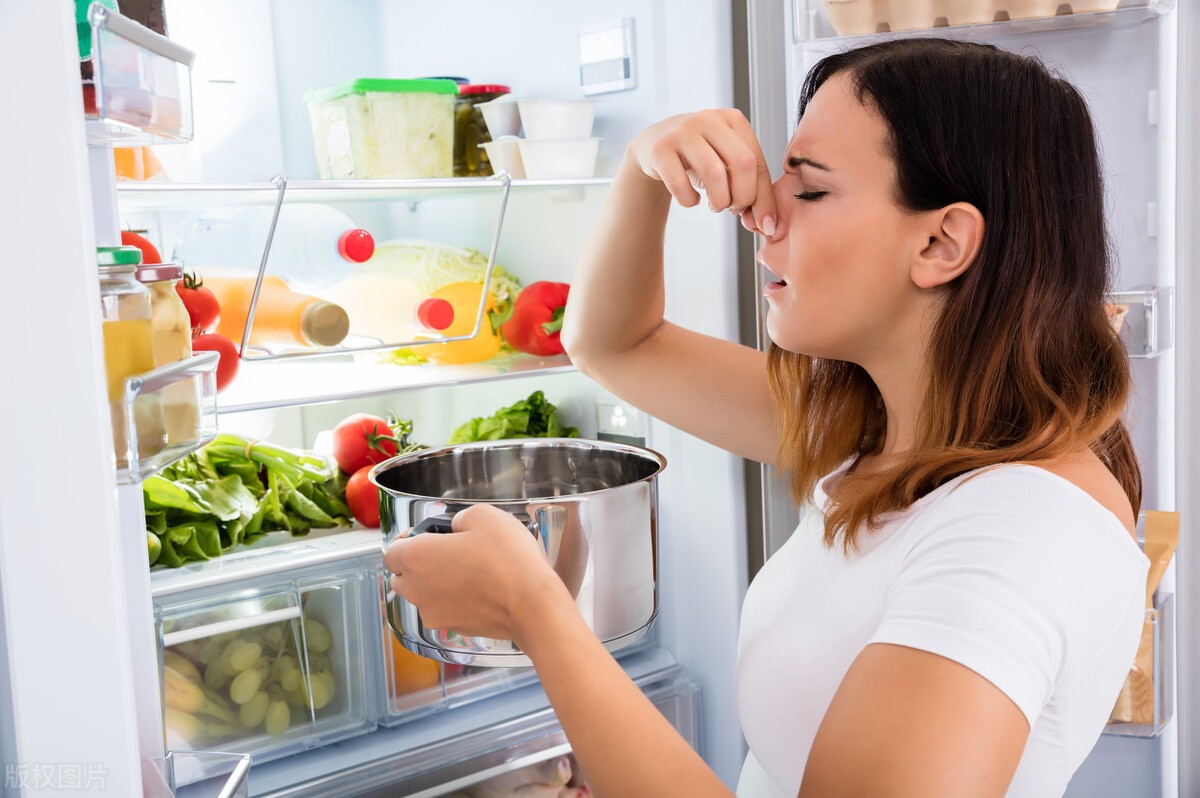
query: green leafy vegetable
[
  {"left": 449, "top": 390, "right": 580, "bottom": 443},
  {"left": 143, "top": 433, "right": 355, "bottom": 568}
]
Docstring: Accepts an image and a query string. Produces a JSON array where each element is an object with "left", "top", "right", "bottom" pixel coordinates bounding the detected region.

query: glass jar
[
  {"left": 136, "top": 263, "right": 200, "bottom": 446},
  {"left": 454, "top": 84, "right": 511, "bottom": 177},
  {"left": 99, "top": 246, "right": 165, "bottom": 470}
]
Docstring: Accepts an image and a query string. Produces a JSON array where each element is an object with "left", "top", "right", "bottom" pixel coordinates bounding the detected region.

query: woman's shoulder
[{"left": 910, "top": 456, "right": 1143, "bottom": 564}]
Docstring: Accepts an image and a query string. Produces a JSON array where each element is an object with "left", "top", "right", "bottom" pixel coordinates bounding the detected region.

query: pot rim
[{"left": 367, "top": 436, "right": 667, "bottom": 502}]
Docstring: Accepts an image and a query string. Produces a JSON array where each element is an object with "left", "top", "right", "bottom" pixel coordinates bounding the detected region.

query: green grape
[
  {"left": 229, "top": 666, "right": 264, "bottom": 705},
  {"left": 280, "top": 668, "right": 301, "bottom": 693},
  {"left": 270, "top": 654, "right": 297, "bottom": 683},
  {"left": 306, "top": 672, "right": 333, "bottom": 710},
  {"left": 229, "top": 641, "right": 262, "bottom": 673},
  {"left": 219, "top": 639, "right": 245, "bottom": 674},
  {"left": 197, "top": 638, "right": 224, "bottom": 666},
  {"left": 203, "top": 662, "right": 231, "bottom": 691},
  {"left": 304, "top": 620, "right": 332, "bottom": 653},
  {"left": 264, "top": 624, "right": 288, "bottom": 653},
  {"left": 264, "top": 700, "right": 291, "bottom": 736},
  {"left": 238, "top": 691, "right": 270, "bottom": 728}
]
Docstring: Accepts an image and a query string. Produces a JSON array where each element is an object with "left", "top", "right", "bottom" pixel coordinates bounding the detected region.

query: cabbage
[{"left": 368, "top": 238, "right": 521, "bottom": 322}]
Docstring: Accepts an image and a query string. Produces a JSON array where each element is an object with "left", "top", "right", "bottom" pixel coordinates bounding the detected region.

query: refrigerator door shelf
[
  {"left": 85, "top": 4, "right": 195, "bottom": 146},
  {"left": 792, "top": 0, "right": 1173, "bottom": 44},
  {"left": 1103, "top": 591, "right": 1175, "bottom": 738},
  {"left": 1107, "top": 286, "right": 1174, "bottom": 359},
  {"left": 116, "top": 351, "right": 220, "bottom": 484}
]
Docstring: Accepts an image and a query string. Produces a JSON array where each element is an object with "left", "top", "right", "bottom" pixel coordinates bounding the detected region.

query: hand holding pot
[{"left": 383, "top": 503, "right": 572, "bottom": 644}]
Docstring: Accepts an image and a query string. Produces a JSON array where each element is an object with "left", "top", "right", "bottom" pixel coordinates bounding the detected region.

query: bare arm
[
  {"left": 561, "top": 110, "right": 780, "bottom": 464},
  {"left": 386, "top": 508, "right": 1030, "bottom": 797},
  {"left": 800, "top": 644, "right": 1029, "bottom": 797}
]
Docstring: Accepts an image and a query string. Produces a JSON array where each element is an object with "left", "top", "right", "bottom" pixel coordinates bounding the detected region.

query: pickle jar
[
  {"left": 98, "top": 246, "right": 165, "bottom": 471},
  {"left": 135, "top": 263, "right": 201, "bottom": 447},
  {"left": 454, "top": 83, "right": 510, "bottom": 176}
]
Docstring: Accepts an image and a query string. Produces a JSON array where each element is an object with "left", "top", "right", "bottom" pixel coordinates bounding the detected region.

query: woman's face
[{"left": 758, "top": 72, "right": 929, "bottom": 367}]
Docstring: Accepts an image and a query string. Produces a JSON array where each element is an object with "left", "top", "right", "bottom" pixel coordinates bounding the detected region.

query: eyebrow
[{"left": 786, "top": 156, "right": 832, "bottom": 172}]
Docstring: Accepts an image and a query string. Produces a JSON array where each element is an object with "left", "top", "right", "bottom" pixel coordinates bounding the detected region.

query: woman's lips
[{"left": 759, "top": 262, "right": 787, "bottom": 296}]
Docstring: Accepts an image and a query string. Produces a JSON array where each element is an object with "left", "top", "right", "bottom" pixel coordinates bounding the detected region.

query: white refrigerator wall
[{"left": 154, "top": 0, "right": 751, "bottom": 787}]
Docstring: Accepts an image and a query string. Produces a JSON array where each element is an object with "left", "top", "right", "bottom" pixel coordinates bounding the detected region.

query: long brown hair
[{"left": 768, "top": 38, "right": 1141, "bottom": 550}]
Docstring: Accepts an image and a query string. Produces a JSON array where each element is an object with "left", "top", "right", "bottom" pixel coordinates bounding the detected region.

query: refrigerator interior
[
  {"left": 778, "top": 3, "right": 1179, "bottom": 797},
  {"left": 107, "top": 0, "right": 752, "bottom": 792}
]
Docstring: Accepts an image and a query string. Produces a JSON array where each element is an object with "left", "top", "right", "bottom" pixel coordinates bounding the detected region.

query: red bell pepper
[{"left": 501, "top": 281, "right": 571, "bottom": 356}]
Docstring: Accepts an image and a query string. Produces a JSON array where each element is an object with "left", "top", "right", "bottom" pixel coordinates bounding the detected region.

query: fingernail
[{"left": 761, "top": 216, "right": 776, "bottom": 238}]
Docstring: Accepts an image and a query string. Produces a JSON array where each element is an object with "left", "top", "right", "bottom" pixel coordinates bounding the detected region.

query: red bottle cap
[
  {"left": 459, "top": 84, "right": 511, "bottom": 96},
  {"left": 417, "top": 298, "right": 454, "bottom": 331},
  {"left": 337, "top": 229, "right": 375, "bottom": 263}
]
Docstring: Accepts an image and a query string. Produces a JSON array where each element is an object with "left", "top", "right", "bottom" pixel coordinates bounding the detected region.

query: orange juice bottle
[{"left": 204, "top": 274, "right": 350, "bottom": 349}]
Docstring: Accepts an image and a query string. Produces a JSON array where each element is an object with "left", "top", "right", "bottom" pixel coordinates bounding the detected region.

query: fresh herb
[{"left": 449, "top": 390, "right": 580, "bottom": 443}]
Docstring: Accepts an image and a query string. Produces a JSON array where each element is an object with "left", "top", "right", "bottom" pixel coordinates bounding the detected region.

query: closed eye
[{"left": 795, "top": 191, "right": 828, "bottom": 201}]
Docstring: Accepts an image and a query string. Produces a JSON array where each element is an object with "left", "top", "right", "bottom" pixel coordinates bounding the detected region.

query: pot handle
[
  {"left": 409, "top": 513, "right": 454, "bottom": 536},
  {"left": 408, "top": 510, "right": 541, "bottom": 538}
]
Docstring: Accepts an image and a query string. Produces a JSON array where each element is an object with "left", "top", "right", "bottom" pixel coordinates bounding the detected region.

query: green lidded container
[{"left": 304, "top": 78, "right": 459, "bottom": 180}]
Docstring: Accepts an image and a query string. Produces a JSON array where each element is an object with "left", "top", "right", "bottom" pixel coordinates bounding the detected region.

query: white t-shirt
[{"left": 735, "top": 462, "right": 1149, "bottom": 798}]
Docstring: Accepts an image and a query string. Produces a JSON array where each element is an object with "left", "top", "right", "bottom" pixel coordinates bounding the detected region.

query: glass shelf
[
  {"left": 115, "top": 176, "right": 613, "bottom": 211},
  {"left": 793, "top": 0, "right": 1173, "bottom": 45},
  {"left": 217, "top": 352, "right": 574, "bottom": 414},
  {"left": 84, "top": 4, "right": 195, "bottom": 146},
  {"left": 116, "top": 352, "right": 219, "bottom": 484}
]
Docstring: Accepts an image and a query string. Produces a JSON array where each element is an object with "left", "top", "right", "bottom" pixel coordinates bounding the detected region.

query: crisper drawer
[
  {"left": 374, "top": 569, "right": 539, "bottom": 727},
  {"left": 155, "top": 562, "right": 378, "bottom": 773},
  {"left": 375, "top": 566, "right": 654, "bottom": 727},
  {"left": 367, "top": 672, "right": 701, "bottom": 797}
]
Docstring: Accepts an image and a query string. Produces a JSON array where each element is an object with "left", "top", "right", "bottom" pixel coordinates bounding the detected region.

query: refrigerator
[{"left": 0, "top": 1, "right": 1195, "bottom": 796}]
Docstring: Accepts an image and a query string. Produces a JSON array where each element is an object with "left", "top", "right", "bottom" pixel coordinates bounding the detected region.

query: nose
[{"left": 765, "top": 175, "right": 790, "bottom": 240}]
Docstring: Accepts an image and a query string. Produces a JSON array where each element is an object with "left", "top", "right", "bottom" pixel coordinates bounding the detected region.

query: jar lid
[
  {"left": 459, "top": 84, "right": 511, "bottom": 97},
  {"left": 135, "top": 263, "right": 183, "bottom": 283},
  {"left": 97, "top": 245, "right": 143, "bottom": 266}
]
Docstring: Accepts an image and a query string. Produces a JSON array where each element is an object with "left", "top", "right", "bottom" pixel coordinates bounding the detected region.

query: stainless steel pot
[{"left": 370, "top": 437, "right": 666, "bottom": 667}]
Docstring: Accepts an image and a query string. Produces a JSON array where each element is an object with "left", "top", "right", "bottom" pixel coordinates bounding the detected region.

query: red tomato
[
  {"left": 121, "top": 230, "right": 162, "bottom": 264},
  {"left": 346, "top": 466, "right": 381, "bottom": 527},
  {"left": 191, "top": 333, "right": 240, "bottom": 392},
  {"left": 176, "top": 272, "right": 221, "bottom": 334},
  {"left": 332, "top": 414, "right": 399, "bottom": 474}
]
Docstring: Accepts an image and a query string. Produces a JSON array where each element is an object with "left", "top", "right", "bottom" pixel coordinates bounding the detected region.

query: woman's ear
[{"left": 911, "top": 202, "right": 984, "bottom": 289}]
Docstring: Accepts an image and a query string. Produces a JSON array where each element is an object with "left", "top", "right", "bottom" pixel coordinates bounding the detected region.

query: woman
[{"left": 385, "top": 38, "right": 1150, "bottom": 797}]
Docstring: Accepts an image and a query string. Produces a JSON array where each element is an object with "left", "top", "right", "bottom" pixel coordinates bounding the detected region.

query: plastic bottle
[
  {"left": 204, "top": 275, "right": 350, "bottom": 349},
  {"left": 420, "top": 281, "right": 501, "bottom": 365},
  {"left": 172, "top": 204, "right": 376, "bottom": 292},
  {"left": 321, "top": 271, "right": 455, "bottom": 343}
]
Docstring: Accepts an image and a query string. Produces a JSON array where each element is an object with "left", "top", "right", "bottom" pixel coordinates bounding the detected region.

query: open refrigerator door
[{"left": 740, "top": 1, "right": 1186, "bottom": 795}]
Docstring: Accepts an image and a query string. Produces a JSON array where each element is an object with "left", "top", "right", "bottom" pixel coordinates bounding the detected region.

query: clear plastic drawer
[{"left": 156, "top": 570, "right": 376, "bottom": 772}]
